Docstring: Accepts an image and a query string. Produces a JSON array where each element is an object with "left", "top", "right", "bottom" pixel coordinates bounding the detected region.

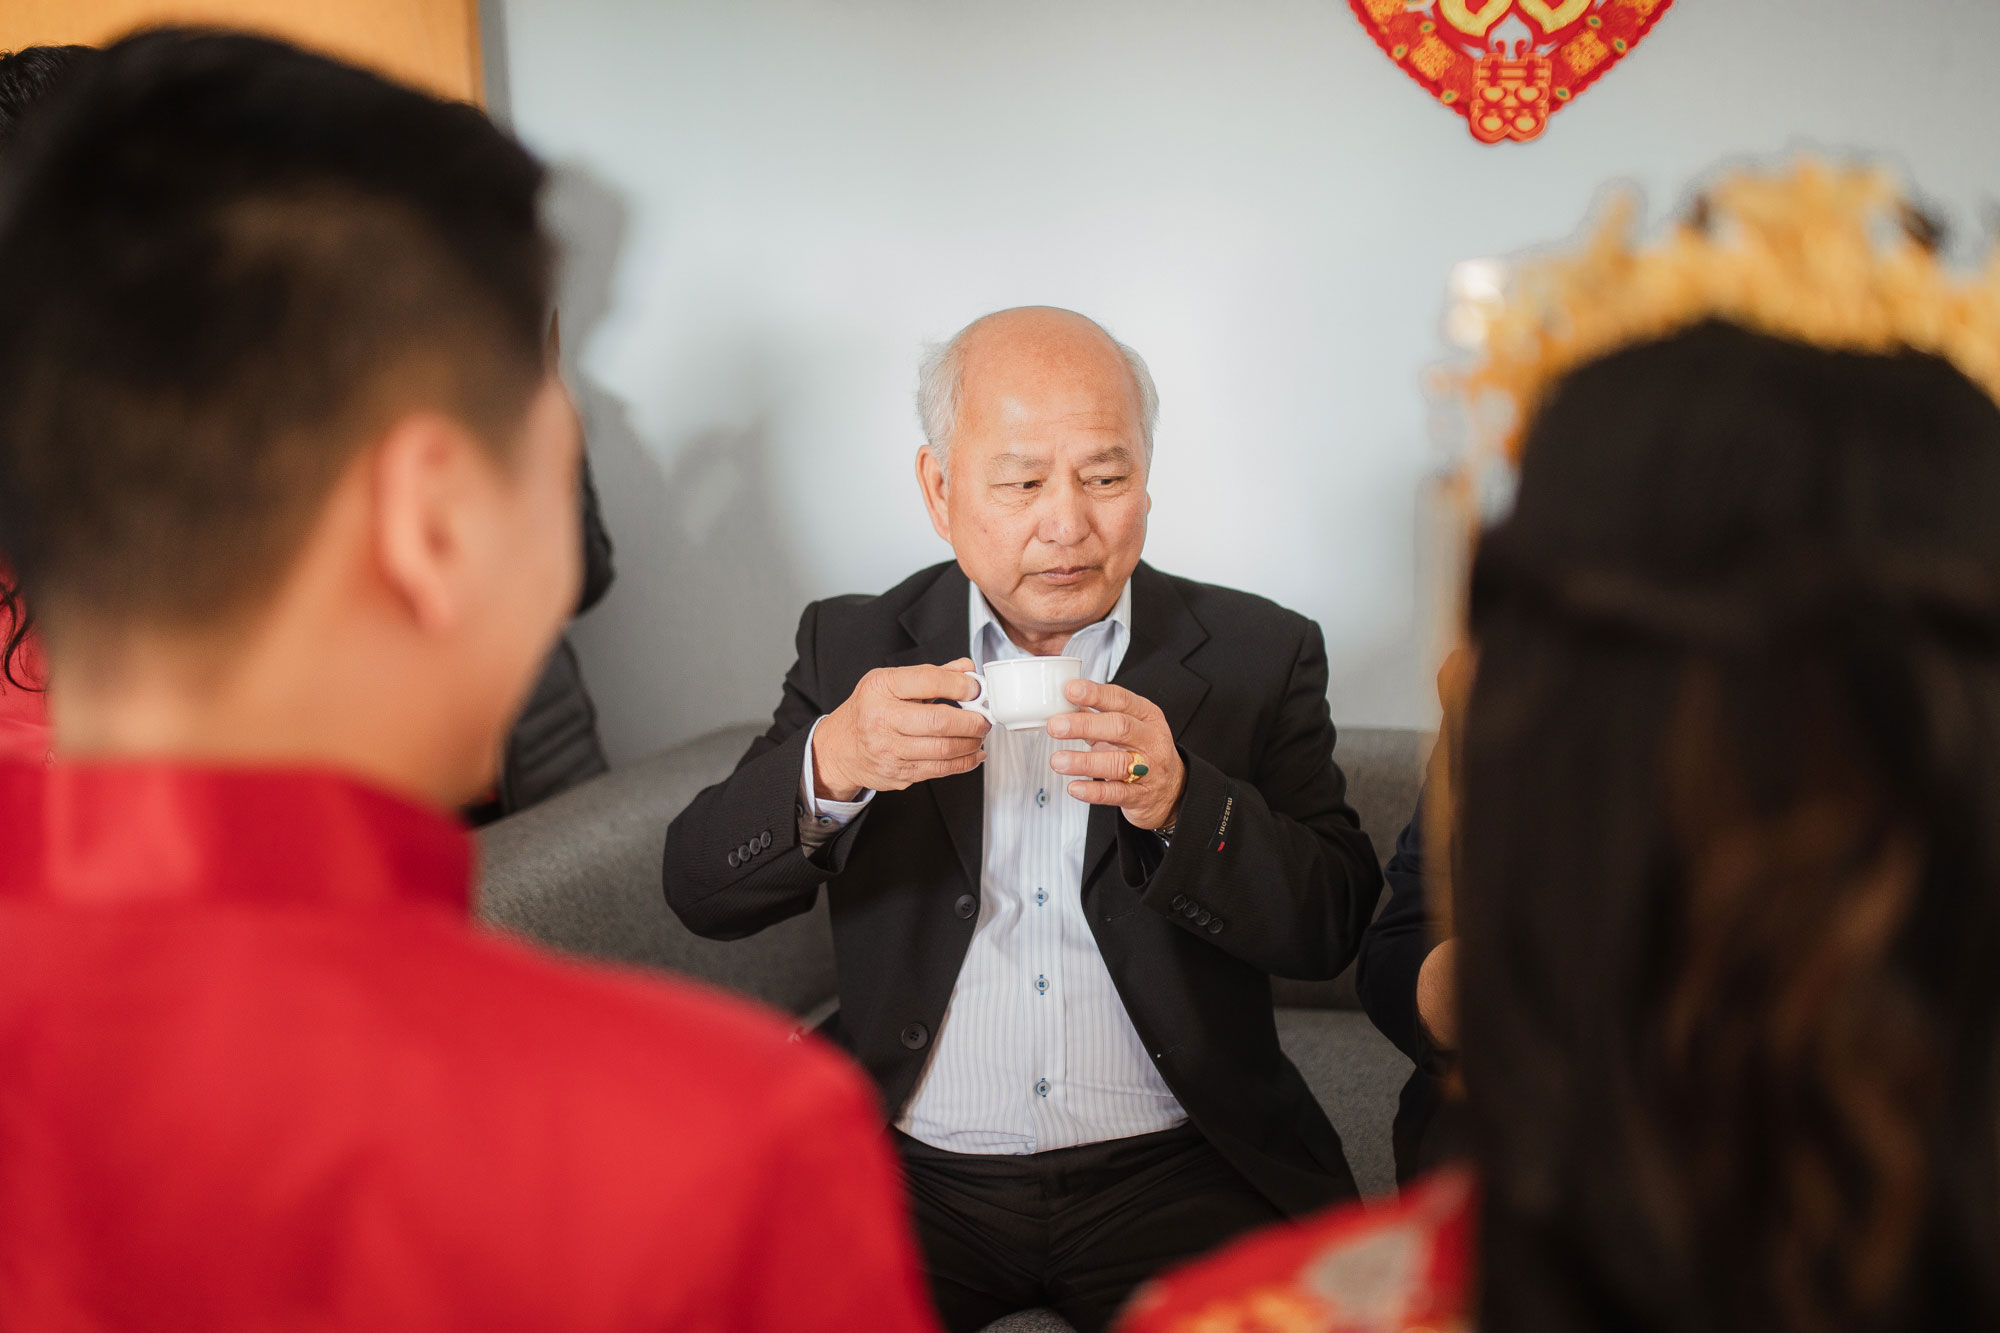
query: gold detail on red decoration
[
  {"left": 1166, "top": 1286, "right": 1328, "bottom": 1333},
  {"left": 1563, "top": 29, "right": 1609, "bottom": 74},
  {"left": 1471, "top": 50, "right": 1552, "bottom": 142},
  {"left": 1347, "top": 0, "right": 1673, "bottom": 143},
  {"left": 1439, "top": 0, "right": 1515, "bottom": 39},
  {"left": 1412, "top": 34, "right": 1457, "bottom": 79},
  {"left": 1517, "top": 0, "right": 1592, "bottom": 26}
]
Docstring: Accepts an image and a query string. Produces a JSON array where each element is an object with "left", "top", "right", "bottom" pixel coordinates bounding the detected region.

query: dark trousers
[{"left": 895, "top": 1123, "right": 1284, "bottom": 1333}]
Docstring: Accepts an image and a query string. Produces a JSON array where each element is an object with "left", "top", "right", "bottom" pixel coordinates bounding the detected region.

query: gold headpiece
[{"left": 1453, "top": 161, "right": 2000, "bottom": 462}]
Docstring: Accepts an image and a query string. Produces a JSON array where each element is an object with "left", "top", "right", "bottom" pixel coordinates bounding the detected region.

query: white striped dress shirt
[{"left": 799, "top": 579, "right": 1187, "bottom": 1154}]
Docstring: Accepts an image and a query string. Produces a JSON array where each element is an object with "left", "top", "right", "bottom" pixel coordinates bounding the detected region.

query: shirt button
[
  {"left": 954, "top": 894, "right": 977, "bottom": 919},
  {"left": 1035, "top": 1077, "right": 1050, "bottom": 1097},
  {"left": 1035, "top": 787, "right": 1048, "bottom": 808},
  {"left": 1034, "top": 888, "right": 1048, "bottom": 907},
  {"left": 900, "top": 1023, "right": 930, "bottom": 1049},
  {"left": 1035, "top": 974, "right": 1049, "bottom": 995}
]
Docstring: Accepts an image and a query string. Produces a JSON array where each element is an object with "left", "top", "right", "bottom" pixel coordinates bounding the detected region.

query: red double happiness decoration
[{"left": 1349, "top": 0, "right": 1674, "bottom": 143}]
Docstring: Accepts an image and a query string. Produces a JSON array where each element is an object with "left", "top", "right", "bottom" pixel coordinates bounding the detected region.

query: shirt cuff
[{"left": 799, "top": 716, "right": 874, "bottom": 849}]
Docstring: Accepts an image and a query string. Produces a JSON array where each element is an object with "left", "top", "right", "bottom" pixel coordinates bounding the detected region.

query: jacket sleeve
[
  {"left": 1355, "top": 793, "right": 1448, "bottom": 1070},
  {"left": 1114, "top": 620, "right": 1383, "bottom": 980},
  {"left": 662, "top": 603, "right": 872, "bottom": 940}
]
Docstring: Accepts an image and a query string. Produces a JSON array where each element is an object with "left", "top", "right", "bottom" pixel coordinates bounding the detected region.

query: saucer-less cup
[{"left": 961, "top": 656, "right": 1083, "bottom": 731}]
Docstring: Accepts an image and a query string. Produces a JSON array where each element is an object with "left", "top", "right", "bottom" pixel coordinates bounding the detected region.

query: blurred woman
[
  {"left": 0, "top": 44, "right": 95, "bottom": 765},
  {"left": 1118, "top": 164, "right": 2000, "bottom": 1332}
]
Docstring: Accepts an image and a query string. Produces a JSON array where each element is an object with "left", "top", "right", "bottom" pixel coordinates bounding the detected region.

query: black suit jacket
[
  {"left": 662, "top": 561, "right": 1383, "bottom": 1214},
  {"left": 1354, "top": 793, "right": 1466, "bottom": 1184}
]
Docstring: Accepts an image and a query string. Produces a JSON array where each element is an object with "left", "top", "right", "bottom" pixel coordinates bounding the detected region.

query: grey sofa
[{"left": 476, "top": 722, "right": 1430, "bottom": 1333}]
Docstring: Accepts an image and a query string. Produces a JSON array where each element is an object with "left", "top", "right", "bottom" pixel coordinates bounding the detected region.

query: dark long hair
[
  {"left": 0, "top": 580, "right": 30, "bottom": 691},
  {"left": 1459, "top": 320, "right": 2000, "bottom": 1332},
  {"left": 0, "top": 44, "right": 97, "bottom": 692}
]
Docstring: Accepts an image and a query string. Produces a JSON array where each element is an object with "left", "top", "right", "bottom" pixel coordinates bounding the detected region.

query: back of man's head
[
  {"left": 0, "top": 29, "right": 553, "bottom": 632},
  {"left": 0, "top": 45, "right": 96, "bottom": 154}
]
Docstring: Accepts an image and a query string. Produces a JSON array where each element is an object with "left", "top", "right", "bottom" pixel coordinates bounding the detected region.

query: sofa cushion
[
  {"left": 1274, "top": 1008, "right": 1409, "bottom": 1198},
  {"left": 477, "top": 723, "right": 838, "bottom": 1015}
]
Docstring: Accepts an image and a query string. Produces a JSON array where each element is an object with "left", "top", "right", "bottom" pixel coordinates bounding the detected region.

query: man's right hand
[{"left": 811, "top": 658, "right": 990, "bottom": 801}]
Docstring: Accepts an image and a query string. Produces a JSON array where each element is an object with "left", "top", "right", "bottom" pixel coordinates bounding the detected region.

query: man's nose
[{"left": 1037, "top": 479, "right": 1091, "bottom": 547}]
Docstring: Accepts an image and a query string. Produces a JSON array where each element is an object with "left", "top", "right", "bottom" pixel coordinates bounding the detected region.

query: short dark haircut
[
  {"left": 0, "top": 29, "right": 553, "bottom": 634},
  {"left": 1461, "top": 321, "right": 2000, "bottom": 1331},
  {"left": 0, "top": 44, "right": 95, "bottom": 154}
]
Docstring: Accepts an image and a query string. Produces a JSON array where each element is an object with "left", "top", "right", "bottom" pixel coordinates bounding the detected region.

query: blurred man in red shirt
[{"left": 0, "top": 30, "right": 937, "bottom": 1333}]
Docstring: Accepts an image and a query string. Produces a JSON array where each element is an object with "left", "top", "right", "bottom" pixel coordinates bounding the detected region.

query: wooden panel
[{"left": 0, "top": 0, "right": 483, "bottom": 104}]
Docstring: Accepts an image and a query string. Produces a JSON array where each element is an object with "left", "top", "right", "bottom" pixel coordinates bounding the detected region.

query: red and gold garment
[
  {"left": 0, "top": 761, "right": 940, "bottom": 1333},
  {"left": 1116, "top": 1169, "right": 1475, "bottom": 1333}
]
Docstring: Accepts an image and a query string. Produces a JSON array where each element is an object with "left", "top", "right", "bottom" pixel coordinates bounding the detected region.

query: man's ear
[
  {"left": 372, "top": 412, "right": 484, "bottom": 634},
  {"left": 916, "top": 446, "right": 952, "bottom": 544}
]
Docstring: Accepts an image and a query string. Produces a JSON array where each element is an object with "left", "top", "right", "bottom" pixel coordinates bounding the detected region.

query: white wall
[{"left": 486, "top": 0, "right": 2000, "bottom": 764}]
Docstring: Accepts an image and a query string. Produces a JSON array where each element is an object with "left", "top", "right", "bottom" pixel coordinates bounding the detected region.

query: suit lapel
[
  {"left": 1084, "top": 563, "right": 1212, "bottom": 883},
  {"left": 890, "top": 564, "right": 983, "bottom": 894}
]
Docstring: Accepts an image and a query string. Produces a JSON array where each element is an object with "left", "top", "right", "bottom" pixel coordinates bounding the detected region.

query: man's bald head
[{"left": 916, "top": 306, "right": 1158, "bottom": 483}]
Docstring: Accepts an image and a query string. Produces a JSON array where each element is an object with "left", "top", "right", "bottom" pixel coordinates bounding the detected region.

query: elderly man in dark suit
[{"left": 663, "top": 306, "right": 1382, "bottom": 1332}]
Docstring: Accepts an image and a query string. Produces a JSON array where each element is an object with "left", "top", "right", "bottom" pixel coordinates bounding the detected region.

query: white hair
[{"left": 916, "top": 311, "right": 1160, "bottom": 483}]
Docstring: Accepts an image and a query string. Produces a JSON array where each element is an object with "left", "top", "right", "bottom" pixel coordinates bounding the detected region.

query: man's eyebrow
[
  {"left": 987, "top": 451, "right": 1050, "bottom": 473},
  {"left": 1079, "top": 446, "right": 1138, "bottom": 468}
]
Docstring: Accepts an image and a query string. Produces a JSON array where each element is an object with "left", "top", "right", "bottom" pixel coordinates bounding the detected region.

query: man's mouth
[{"left": 1034, "top": 566, "right": 1096, "bottom": 586}]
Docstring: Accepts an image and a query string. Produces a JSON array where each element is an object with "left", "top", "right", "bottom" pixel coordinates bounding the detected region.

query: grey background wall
[{"left": 483, "top": 0, "right": 2000, "bottom": 765}]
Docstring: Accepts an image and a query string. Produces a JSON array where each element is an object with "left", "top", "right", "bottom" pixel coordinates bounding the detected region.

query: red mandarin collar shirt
[{"left": 0, "top": 760, "right": 939, "bottom": 1332}]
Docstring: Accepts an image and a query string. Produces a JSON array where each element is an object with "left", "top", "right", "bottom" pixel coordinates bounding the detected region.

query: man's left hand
[{"left": 1046, "top": 680, "right": 1185, "bottom": 831}]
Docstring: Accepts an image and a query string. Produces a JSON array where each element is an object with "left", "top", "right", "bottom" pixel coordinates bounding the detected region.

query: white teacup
[{"left": 961, "top": 656, "right": 1083, "bottom": 732}]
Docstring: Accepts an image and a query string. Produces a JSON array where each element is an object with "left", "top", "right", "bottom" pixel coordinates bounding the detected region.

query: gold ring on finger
[{"left": 1124, "top": 753, "right": 1150, "bottom": 784}]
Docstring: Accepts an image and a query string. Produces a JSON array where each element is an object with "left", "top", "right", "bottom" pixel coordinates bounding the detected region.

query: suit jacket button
[
  {"left": 1181, "top": 901, "right": 1200, "bottom": 919},
  {"left": 1196, "top": 909, "right": 1212, "bottom": 926},
  {"left": 726, "top": 850, "right": 740, "bottom": 868},
  {"left": 954, "top": 894, "right": 977, "bottom": 919},
  {"left": 1206, "top": 917, "right": 1225, "bottom": 934},
  {"left": 759, "top": 831, "right": 773, "bottom": 850},
  {"left": 1170, "top": 894, "right": 1188, "bottom": 911},
  {"left": 900, "top": 1023, "right": 930, "bottom": 1049},
  {"left": 740, "top": 843, "right": 754, "bottom": 860}
]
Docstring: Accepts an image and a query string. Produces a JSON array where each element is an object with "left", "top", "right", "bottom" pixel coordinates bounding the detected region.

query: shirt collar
[
  {"left": 968, "top": 577, "right": 1133, "bottom": 666},
  {"left": 0, "top": 760, "right": 471, "bottom": 913}
]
